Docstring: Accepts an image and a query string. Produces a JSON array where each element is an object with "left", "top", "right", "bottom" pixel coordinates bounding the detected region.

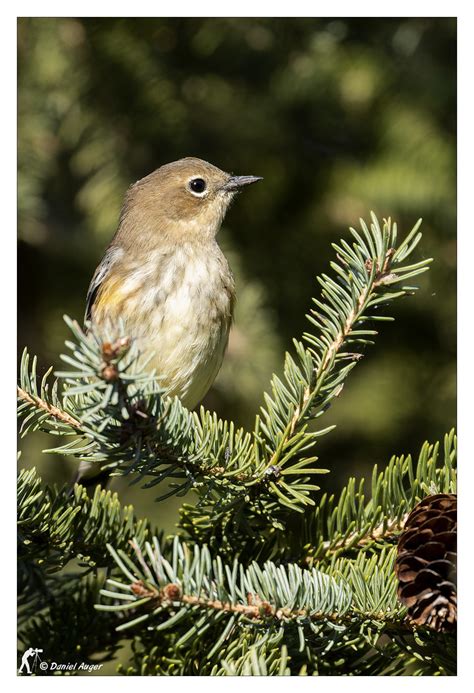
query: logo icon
[{"left": 19, "top": 647, "right": 44, "bottom": 674}]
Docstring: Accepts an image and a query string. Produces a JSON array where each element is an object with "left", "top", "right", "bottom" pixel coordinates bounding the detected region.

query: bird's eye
[{"left": 189, "top": 178, "right": 206, "bottom": 194}]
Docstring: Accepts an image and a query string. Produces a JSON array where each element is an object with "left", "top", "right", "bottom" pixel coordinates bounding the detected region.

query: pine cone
[{"left": 395, "top": 493, "right": 457, "bottom": 632}]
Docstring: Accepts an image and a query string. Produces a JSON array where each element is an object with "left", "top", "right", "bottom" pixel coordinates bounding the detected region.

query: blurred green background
[{"left": 18, "top": 17, "right": 456, "bottom": 529}]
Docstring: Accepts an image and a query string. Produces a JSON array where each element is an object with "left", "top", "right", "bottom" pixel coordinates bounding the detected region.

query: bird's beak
[{"left": 222, "top": 175, "right": 263, "bottom": 192}]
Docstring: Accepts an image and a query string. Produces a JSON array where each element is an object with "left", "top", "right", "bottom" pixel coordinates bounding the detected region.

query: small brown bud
[
  {"left": 163, "top": 583, "right": 182, "bottom": 601},
  {"left": 258, "top": 601, "right": 273, "bottom": 617},
  {"left": 101, "top": 341, "right": 114, "bottom": 361},
  {"left": 101, "top": 364, "right": 119, "bottom": 382},
  {"left": 246, "top": 592, "right": 273, "bottom": 617}
]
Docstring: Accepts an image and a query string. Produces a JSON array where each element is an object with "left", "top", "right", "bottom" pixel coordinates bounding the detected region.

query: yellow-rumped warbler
[{"left": 86, "top": 157, "right": 262, "bottom": 408}]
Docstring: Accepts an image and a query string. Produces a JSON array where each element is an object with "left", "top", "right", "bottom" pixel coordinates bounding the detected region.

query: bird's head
[{"left": 117, "top": 157, "right": 262, "bottom": 248}]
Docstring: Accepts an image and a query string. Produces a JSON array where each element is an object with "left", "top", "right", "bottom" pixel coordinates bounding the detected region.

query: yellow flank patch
[{"left": 93, "top": 277, "right": 128, "bottom": 319}]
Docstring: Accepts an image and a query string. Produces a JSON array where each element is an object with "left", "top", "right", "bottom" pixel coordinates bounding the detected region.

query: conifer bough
[
  {"left": 18, "top": 214, "right": 431, "bottom": 523},
  {"left": 18, "top": 214, "right": 458, "bottom": 675}
]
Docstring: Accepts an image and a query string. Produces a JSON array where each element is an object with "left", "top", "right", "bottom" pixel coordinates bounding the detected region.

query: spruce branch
[
  {"left": 17, "top": 385, "right": 81, "bottom": 430},
  {"left": 302, "top": 430, "right": 457, "bottom": 565},
  {"left": 17, "top": 215, "right": 431, "bottom": 526},
  {"left": 98, "top": 537, "right": 410, "bottom": 638},
  {"left": 17, "top": 438, "right": 456, "bottom": 675},
  {"left": 257, "top": 215, "right": 430, "bottom": 469},
  {"left": 17, "top": 351, "right": 84, "bottom": 438},
  {"left": 97, "top": 534, "right": 455, "bottom": 675}
]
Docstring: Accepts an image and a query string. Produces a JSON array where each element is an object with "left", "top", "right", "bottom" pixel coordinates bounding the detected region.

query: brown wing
[{"left": 84, "top": 247, "right": 120, "bottom": 325}]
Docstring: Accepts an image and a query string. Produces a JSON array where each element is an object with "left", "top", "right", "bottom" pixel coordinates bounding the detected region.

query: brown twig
[
  {"left": 17, "top": 386, "right": 82, "bottom": 430},
  {"left": 128, "top": 579, "right": 413, "bottom": 632}
]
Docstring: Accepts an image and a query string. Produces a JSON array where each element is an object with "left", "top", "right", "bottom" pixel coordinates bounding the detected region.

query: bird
[{"left": 85, "top": 157, "right": 262, "bottom": 410}]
